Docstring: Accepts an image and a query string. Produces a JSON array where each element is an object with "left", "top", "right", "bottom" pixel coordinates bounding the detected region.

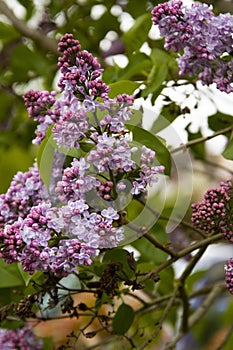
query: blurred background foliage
[{"left": 1, "top": 1, "right": 233, "bottom": 349}]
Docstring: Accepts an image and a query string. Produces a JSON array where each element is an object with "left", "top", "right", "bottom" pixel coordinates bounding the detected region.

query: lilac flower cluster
[
  {"left": 23, "top": 90, "right": 59, "bottom": 144},
  {"left": 191, "top": 180, "right": 233, "bottom": 241},
  {"left": 0, "top": 163, "right": 47, "bottom": 226},
  {"left": 132, "top": 146, "right": 165, "bottom": 195},
  {"left": 57, "top": 33, "right": 110, "bottom": 99},
  {"left": 0, "top": 33, "right": 164, "bottom": 279},
  {"left": 191, "top": 180, "right": 233, "bottom": 294},
  {"left": 0, "top": 326, "right": 43, "bottom": 350},
  {"left": 152, "top": 1, "right": 233, "bottom": 93}
]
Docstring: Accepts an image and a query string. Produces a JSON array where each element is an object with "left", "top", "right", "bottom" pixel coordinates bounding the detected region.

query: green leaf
[
  {"left": 122, "top": 13, "right": 152, "bottom": 54},
  {"left": 141, "top": 63, "right": 168, "bottom": 101},
  {"left": 157, "top": 266, "right": 174, "bottom": 296},
  {"left": 150, "top": 102, "right": 182, "bottom": 134},
  {"left": 37, "top": 132, "right": 55, "bottom": 190},
  {"left": 41, "top": 337, "right": 54, "bottom": 350},
  {"left": 108, "top": 80, "right": 140, "bottom": 98},
  {"left": 0, "top": 261, "right": 24, "bottom": 288},
  {"left": 129, "top": 108, "right": 143, "bottom": 126},
  {"left": 126, "top": 124, "right": 171, "bottom": 175},
  {"left": 222, "top": 138, "right": 233, "bottom": 160},
  {"left": 185, "top": 124, "right": 205, "bottom": 159},
  {"left": 150, "top": 48, "right": 172, "bottom": 66},
  {"left": 0, "top": 22, "right": 20, "bottom": 44},
  {"left": 208, "top": 112, "right": 233, "bottom": 131},
  {"left": 103, "top": 248, "right": 135, "bottom": 279},
  {"left": 112, "top": 303, "right": 135, "bottom": 335},
  {"left": 17, "top": 264, "right": 32, "bottom": 287},
  {"left": 117, "top": 52, "right": 151, "bottom": 81},
  {"left": 10, "top": 44, "right": 48, "bottom": 81}
]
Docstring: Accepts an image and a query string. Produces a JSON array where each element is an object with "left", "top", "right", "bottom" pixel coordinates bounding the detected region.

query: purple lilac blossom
[
  {"left": 152, "top": 1, "right": 233, "bottom": 93},
  {"left": 57, "top": 33, "right": 110, "bottom": 99},
  {"left": 131, "top": 146, "right": 165, "bottom": 195},
  {"left": 52, "top": 95, "right": 89, "bottom": 150},
  {"left": 191, "top": 180, "right": 233, "bottom": 242},
  {"left": 23, "top": 90, "right": 59, "bottom": 144},
  {"left": 0, "top": 163, "right": 48, "bottom": 226},
  {"left": 0, "top": 33, "right": 165, "bottom": 277},
  {"left": 55, "top": 157, "right": 100, "bottom": 202},
  {"left": 87, "top": 133, "right": 137, "bottom": 173},
  {"left": 0, "top": 326, "right": 43, "bottom": 350}
]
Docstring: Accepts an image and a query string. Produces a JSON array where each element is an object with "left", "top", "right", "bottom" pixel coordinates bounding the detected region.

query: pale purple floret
[
  {"left": 131, "top": 146, "right": 165, "bottom": 195},
  {"left": 55, "top": 157, "right": 100, "bottom": 202},
  {"left": 87, "top": 133, "right": 136, "bottom": 173},
  {"left": 52, "top": 95, "right": 89, "bottom": 150}
]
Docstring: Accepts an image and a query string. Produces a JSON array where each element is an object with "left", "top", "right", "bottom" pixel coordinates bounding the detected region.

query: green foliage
[
  {"left": 112, "top": 303, "right": 135, "bottom": 335},
  {"left": 126, "top": 124, "right": 171, "bottom": 175},
  {"left": 122, "top": 13, "right": 152, "bottom": 54},
  {"left": 0, "top": 261, "right": 25, "bottom": 288},
  {"left": 108, "top": 80, "right": 140, "bottom": 98}
]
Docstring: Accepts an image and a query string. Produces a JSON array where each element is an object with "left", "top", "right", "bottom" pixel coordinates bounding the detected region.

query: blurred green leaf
[
  {"left": 41, "top": 337, "right": 54, "bottom": 350},
  {"left": 222, "top": 138, "right": 233, "bottom": 160},
  {"left": 126, "top": 124, "right": 171, "bottom": 175},
  {"left": 17, "top": 264, "right": 33, "bottom": 287},
  {"left": 37, "top": 131, "right": 55, "bottom": 190},
  {"left": 112, "top": 303, "right": 135, "bottom": 335},
  {"left": 108, "top": 80, "right": 140, "bottom": 98},
  {"left": 117, "top": 52, "right": 151, "bottom": 80},
  {"left": 0, "top": 22, "right": 20, "bottom": 44},
  {"left": 185, "top": 124, "right": 205, "bottom": 159},
  {"left": 157, "top": 266, "right": 174, "bottom": 296},
  {"left": 122, "top": 13, "right": 152, "bottom": 54},
  {"left": 208, "top": 111, "right": 233, "bottom": 131},
  {"left": 141, "top": 63, "right": 168, "bottom": 102},
  {"left": 10, "top": 44, "right": 49, "bottom": 82},
  {"left": 0, "top": 261, "right": 24, "bottom": 288}
]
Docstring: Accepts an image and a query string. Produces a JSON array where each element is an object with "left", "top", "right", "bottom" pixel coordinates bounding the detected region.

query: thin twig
[
  {"left": 137, "top": 292, "right": 178, "bottom": 350},
  {"left": 144, "top": 232, "right": 178, "bottom": 258},
  {"left": 164, "top": 282, "right": 226, "bottom": 349},
  {"left": 137, "top": 199, "right": 206, "bottom": 238},
  {"left": 177, "top": 246, "right": 207, "bottom": 333},
  {"left": 179, "top": 246, "right": 207, "bottom": 283},
  {"left": 171, "top": 125, "right": 233, "bottom": 154},
  {"left": 139, "top": 233, "right": 222, "bottom": 283},
  {"left": 0, "top": 0, "right": 57, "bottom": 54}
]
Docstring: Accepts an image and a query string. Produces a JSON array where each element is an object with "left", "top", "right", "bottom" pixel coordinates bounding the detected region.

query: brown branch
[
  {"left": 0, "top": 0, "right": 57, "bottom": 54},
  {"left": 144, "top": 232, "right": 178, "bottom": 258},
  {"left": 164, "top": 282, "right": 226, "bottom": 349},
  {"left": 139, "top": 233, "right": 222, "bottom": 283},
  {"left": 171, "top": 125, "right": 233, "bottom": 154}
]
